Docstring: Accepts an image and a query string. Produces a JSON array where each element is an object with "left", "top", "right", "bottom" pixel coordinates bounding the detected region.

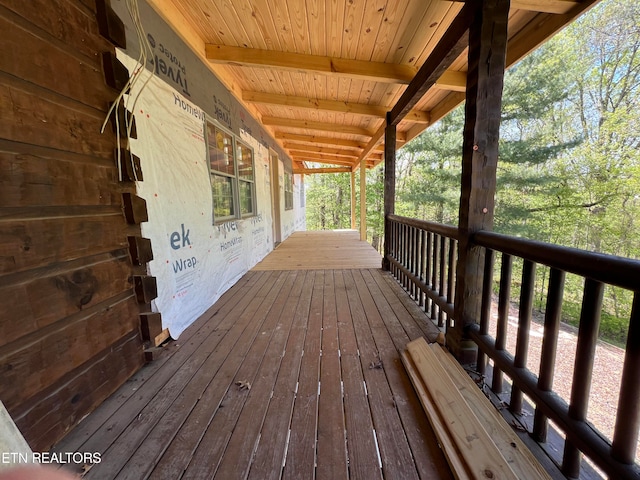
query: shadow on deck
[{"left": 52, "top": 231, "right": 452, "bottom": 479}]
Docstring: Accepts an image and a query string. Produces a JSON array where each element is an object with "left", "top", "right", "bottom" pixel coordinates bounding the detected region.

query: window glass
[
  {"left": 208, "top": 123, "right": 235, "bottom": 176},
  {"left": 211, "top": 174, "right": 235, "bottom": 218}
]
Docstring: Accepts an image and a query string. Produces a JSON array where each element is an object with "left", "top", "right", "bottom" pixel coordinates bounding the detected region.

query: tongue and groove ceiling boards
[{"left": 146, "top": 0, "right": 597, "bottom": 173}]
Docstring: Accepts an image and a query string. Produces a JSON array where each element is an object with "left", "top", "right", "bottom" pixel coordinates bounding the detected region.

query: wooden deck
[
  {"left": 52, "top": 234, "right": 451, "bottom": 480},
  {"left": 252, "top": 230, "right": 382, "bottom": 270}
]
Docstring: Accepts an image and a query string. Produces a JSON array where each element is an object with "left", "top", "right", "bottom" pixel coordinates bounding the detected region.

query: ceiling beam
[
  {"left": 353, "top": 123, "right": 386, "bottom": 171},
  {"left": 452, "top": 0, "right": 579, "bottom": 14},
  {"left": 435, "top": 70, "right": 467, "bottom": 92},
  {"left": 283, "top": 142, "right": 362, "bottom": 157},
  {"left": 389, "top": 1, "right": 477, "bottom": 126},
  {"left": 261, "top": 116, "right": 376, "bottom": 136},
  {"left": 293, "top": 167, "right": 352, "bottom": 174},
  {"left": 275, "top": 132, "right": 388, "bottom": 151},
  {"left": 205, "top": 45, "right": 418, "bottom": 84},
  {"left": 244, "top": 91, "right": 430, "bottom": 123},
  {"left": 290, "top": 150, "right": 357, "bottom": 161}
]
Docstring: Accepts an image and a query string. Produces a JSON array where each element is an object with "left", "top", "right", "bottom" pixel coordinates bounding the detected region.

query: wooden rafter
[
  {"left": 205, "top": 44, "right": 418, "bottom": 84},
  {"left": 293, "top": 167, "right": 352, "bottom": 174},
  {"left": 452, "top": 0, "right": 579, "bottom": 14},
  {"left": 290, "top": 150, "right": 356, "bottom": 161},
  {"left": 435, "top": 70, "right": 467, "bottom": 92},
  {"left": 275, "top": 132, "right": 387, "bottom": 151},
  {"left": 283, "top": 142, "right": 363, "bottom": 158},
  {"left": 261, "top": 116, "right": 376, "bottom": 137},
  {"left": 244, "top": 91, "right": 430, "bottom": 123}
]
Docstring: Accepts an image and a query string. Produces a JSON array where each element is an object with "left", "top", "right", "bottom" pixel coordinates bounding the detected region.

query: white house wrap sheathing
[{"left": 118, "top": 51, "right": 275, "bottom": 338}]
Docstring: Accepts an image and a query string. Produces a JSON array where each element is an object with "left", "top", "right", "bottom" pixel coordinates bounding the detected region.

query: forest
[{"left": 304, "top": 0, "right": 640, "bottom": 347}]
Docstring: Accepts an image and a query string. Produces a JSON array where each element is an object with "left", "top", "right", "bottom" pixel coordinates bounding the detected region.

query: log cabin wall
[{"left": 0, "top": 0, "right": 146, "bottom": 451}]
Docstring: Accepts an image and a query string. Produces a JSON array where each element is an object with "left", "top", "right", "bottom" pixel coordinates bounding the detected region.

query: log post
[
  {"left": 351, "top": 171, "right": 356, "bottom": 230},
  {"left": 450, "top": 0, "right": 510, "bottom": 363},
  {"left": 360, "top": 159, "right": 366, "bottom": 241},
  {"left": 383, "top": 113, "right": 396, "bottom": 270}
]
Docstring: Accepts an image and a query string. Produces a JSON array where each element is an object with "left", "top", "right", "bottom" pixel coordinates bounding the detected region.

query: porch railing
[{"left": 386, "top": 214, "right": 640, "bottom": 480}]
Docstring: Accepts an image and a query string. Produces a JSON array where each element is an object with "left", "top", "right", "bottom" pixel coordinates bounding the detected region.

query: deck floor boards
[{"left": 53, "top": 235, "right": 451, "bottom": 480}]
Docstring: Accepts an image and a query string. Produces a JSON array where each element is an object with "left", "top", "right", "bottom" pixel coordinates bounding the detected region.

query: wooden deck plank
[
  {"left": 213, "top": 271, "right": 303, "bottom": 479},
  {"left": 82, "top": 271, "right": 284, "bottom": 478},
  {"left": 346, "top": 270, "right": 420, "bottom": 480},
  {"left": 335, "top": 270, "right": 384, "bottom": 480},
  {"left": 282, "top": 270, "right": 323, "bottom": 480},
  {"left": 252, "top": 230, "right": 381, "bottom": 270},
  {"left": 141, "top": 270, "right": 291, "bottom": 480},
  {"left": 247, "top": 271, "right": 313, "bottom": 480},
  {"left": 359, "top": 269, "right": 454, "bottom": 480},
  {"left": 374, "top": 270, "right": 443, "bottom": 342},
  {"left": 316, "top": 270, "right": 349, "bottom": 479}
]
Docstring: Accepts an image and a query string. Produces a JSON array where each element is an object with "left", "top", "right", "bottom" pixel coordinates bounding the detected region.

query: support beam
[
  {"left": 244, "top": 91, "right": 430, "bottom": 123},
  {"left": 351, "top": 172, "right": 356, "bottom": 230},
  {"left": 452, "top": 0, "right": 578, "bottom": 14},
  {"left": 451, "top": 0, "right": 510, "bottom": 363},
  {"left": 206, "top": 44, "right": 418, "bottom": 84},
  {"left": 353, "top": 123, "right": 386, "bottom": 172},
  {"left": 262, "top": 116, "right": 374, "bottom": 137},
  {"left": 434, "top": 70, "right": 467, "bottom": 92},
  {"left": 383, "top": 113, "right": 396, "bottom": 271},
  {"left": 283, "top": 142, "right": 363, "bottom": 158},
  {"left": 293, "top": 167, "right": 352, "bottom": 174},
  {"left": 389, "top": 1, "right": 478, "bottom": 126},
  {"left": 276, "top": 132, "right": 374, "bottom": 149}
]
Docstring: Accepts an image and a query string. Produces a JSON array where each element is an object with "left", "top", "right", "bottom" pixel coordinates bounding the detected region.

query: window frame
[
  {"left": 284, "top": 171, "right": 294, "bottom": 211},
  {"left": 205, "top": 118, "right": 256, "bottom": 224}
]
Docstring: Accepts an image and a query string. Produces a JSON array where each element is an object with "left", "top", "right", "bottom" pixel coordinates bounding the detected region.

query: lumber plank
[
  {"left": 430, "top": 343, "right": 552, "bottom": 480},
  {"left": 406, "top": 337, "right": 518, "bottom": 479},
  {"left": 401, "top": 349, "right": 471, "bottom": 480}
]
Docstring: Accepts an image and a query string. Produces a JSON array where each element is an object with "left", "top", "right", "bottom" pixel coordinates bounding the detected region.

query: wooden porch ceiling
[{"left": 148, "top": 0, "right": 598, "bottom": 172}]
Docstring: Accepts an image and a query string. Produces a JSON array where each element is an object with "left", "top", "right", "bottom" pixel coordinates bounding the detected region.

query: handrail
[
  {"left": 474, "top": 230, "right": 640, "bottom": 291},
  {"left": 387, "top": 214, "right": 460, "bottom": 239}
]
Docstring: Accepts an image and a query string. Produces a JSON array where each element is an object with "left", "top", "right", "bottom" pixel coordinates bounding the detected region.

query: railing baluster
[
  {"left": 411, "top": 226, "right": 417, "bottom": 300},
  {"left": 562, "top": 278, "right": 604, "bottom": 478},
  {"left": 477, "top": 249, "right": 495, "bottom": 376},
  {"left": 426, "top": 231, "right": 433, "bottom": 314},
  {"left": 510, "top": 259, "right": 536, "bottom": 414},
  {"left": 447, "top": 237, "right": 456, "bottom": 328},
  {"left": 418, "top": 229, "right": 426, "bottom": 306},
  {"left": 612, "top": 292, "right": 640, "bottom": 464},
  {"left": 492, "top": 253, "right": 512, "bottom": 394},
  {"left": 403, "top": 223, "right": 409, "bottom": 289},
  {"left": 438, "top": 235, "right": 446, "bottom": 327},
  {"left": 533, "top": 267, "right": 565, "bottom": 442},
  {"left": 432, "top": 234, "right": 440, "bottom": 324}
]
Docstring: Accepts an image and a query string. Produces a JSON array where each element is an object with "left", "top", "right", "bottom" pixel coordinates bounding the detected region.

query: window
[
  {"left": 206, "top": 120, "right": 255, "bottom": 222},
  {"left": 284, "top": 172, "right": 294, "bottom": 210},
  {"left": 236, "top": 141, "right": 255, "bottom": 216}
]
